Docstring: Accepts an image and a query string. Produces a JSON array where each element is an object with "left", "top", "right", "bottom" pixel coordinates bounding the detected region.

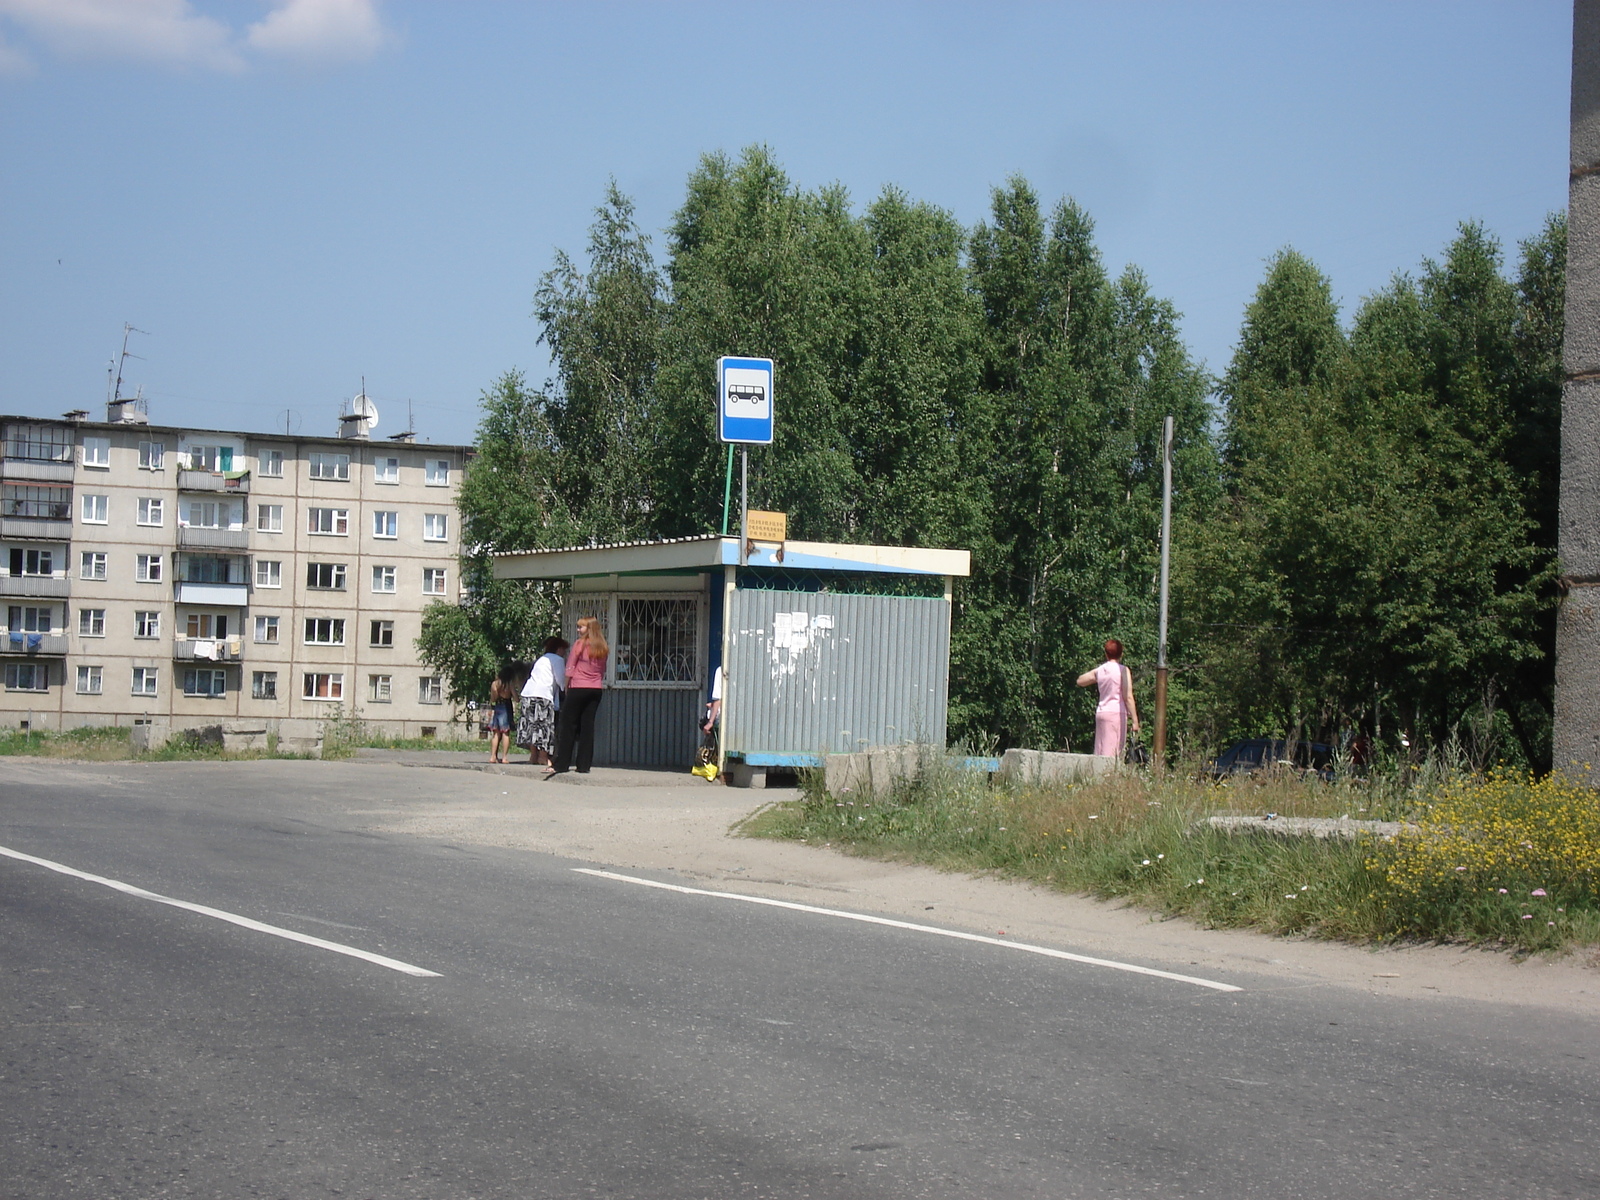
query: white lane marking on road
[
  {"left": 574, "top": 868, "right": 1242, "bottom": 992},
  {"left": 0, "top": 843, "right": 441, "bottom": 978}
]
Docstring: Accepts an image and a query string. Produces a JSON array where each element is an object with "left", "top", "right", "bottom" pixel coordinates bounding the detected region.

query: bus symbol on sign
[
  {"left": 727, "top": 383, "right": 767, "bottom": 414},
  {"left": 719, "top": 356, "right": 774, "bottom": 444}
]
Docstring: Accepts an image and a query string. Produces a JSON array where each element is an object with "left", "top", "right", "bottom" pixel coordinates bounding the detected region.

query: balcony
[
  {"left": 178, "top": 467, "right": 250, "bottom": 494},
  {"left": 0, "top": 516, "right": 73, "bottom": 541},
  {"left": 0, "top": 575, "right": 71, "bottom": 598},
  {"left": 173, "top": 637, "right": 245, "bottom": 662},
  {"left": 177, "top": 526, "right": 249, "bottom": 550},
  {"left": 175, "top": 581, "right": 250, "bottom": 606},
  {"left": 0, "top": 459, "right": 74, "bottom": 484},
  {"left": 1, "top": 631, "right": 67, "bottom": 656}
]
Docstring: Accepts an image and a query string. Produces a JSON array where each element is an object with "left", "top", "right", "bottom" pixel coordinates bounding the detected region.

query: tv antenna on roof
[
  {"left": 109, "top": 323, "right": 147, "bottom": 405},
  {"left": 279, "top": 409, "right": 302, "bottom": 437}
]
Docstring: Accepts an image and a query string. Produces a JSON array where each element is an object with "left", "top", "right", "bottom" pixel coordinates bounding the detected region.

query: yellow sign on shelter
[{"left": 745, "top": 510, "right": 788, "bottom": 542}]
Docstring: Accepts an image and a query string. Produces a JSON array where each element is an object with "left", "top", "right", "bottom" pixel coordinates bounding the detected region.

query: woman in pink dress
[{"left": 1076, "top": 638, "right": 1140, "bottom": 758}]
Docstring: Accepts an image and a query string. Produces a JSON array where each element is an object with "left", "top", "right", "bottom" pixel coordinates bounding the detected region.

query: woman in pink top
[
  {"left": 1076, "top": 638, "right": 1139, "bottom": 758},
  {"left": 548, "top": 616, "right": 608, "bottom": 776}
]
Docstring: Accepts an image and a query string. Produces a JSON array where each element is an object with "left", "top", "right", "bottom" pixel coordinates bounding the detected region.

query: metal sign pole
[
  {"left": 739, "top": 446, "right": 749, "bottom": 566},
  {"left": 1153, "top": 414, "right": 1174, "bottom": 764}
]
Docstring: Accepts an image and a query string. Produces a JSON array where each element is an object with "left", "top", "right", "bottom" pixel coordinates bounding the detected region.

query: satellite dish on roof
[
  {"left": 340, "top": 387, "right": 380, "bottom": 439},
  {"left": 351, "top": 391, "right": 379, "bottom": 432}
]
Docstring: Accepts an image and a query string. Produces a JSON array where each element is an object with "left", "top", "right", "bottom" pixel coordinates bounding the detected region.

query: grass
[
  {"left": 0, "top": 716, "right": 481, "bottom": 762},
  {"left": 738, "top": 752, "right": 1600, "bottom": 955}
]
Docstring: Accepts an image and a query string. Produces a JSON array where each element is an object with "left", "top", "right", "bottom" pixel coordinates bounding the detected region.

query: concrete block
[
  {"left": 823, "top": 752, "right": 868, "bottom": 795},
  {"left": 274, "top": 717, "right": 324, "bottom": 759},
  {"left": 725, "top": 760, "right": 767, "bottom": 789},
  {"left": 998, "top": 749, "right": 1117, "bottom": 787},
  {"left": 129, "top": 720, "right": 170, "bottom": 752},
  {"left": 220, "top": 722, "right": 269, "bottom": 753},
  {"left": 1575, "top": 0, "right": 1600, "bottom": 168}
]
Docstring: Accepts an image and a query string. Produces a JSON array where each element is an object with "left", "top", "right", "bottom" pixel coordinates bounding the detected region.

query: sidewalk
[
  {"left": 336, "top": 751, "right": 1600, "bottom": 1015},
  {"left": 352, "top": 747, "right": 716, "bottom": 787}
]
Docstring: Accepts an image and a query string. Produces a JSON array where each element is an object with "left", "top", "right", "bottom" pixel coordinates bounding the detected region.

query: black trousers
[{"left": 553, "top": 688, "right": 604, "bottom": 773}]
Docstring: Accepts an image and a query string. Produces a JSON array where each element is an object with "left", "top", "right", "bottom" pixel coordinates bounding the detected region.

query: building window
[
  {"left": 5, "top": 423, "right": 73, "bottom": 462},
  {"left": 304, "top": 617, "right": 345, "bottom": 645},
  {"left": 3, "top": 485, "right": 71, "bottom": 520},
  {"left": 137, "top": 497, "right": 164, "bottom": 526},
  {"left": 76, "top": 664, "right": 103, "bottom": 695},
  {"left": 5, "top": 662, "right": 47, "bottom": 691},
  {"left": 254, "top": 614, "right": 279, "bottom": 644},
  {"left": 12, "top": 548, "right": 54, "bottom": 577},
  {"left": 258, "top": 449, "right": 283, "bottom": 477},
  {"left": 309, "top": 452, "right": 350, "bottom": 481},
  {"left": 8, "top": 604, "right": 53, "bottom": 634},
  {"left": 306, "top": 562, "right": 346, "bottom": 590},
  {"left": 131, "top": 666, "right": 158, "bottom": 696},
  {"left": 80, "top": 551, "right": 106, "bottom": 580},
  {"left": 251, "top": 670, "right": 278, "bottom": 700},
  {"left": 303, "top": 672, "right": 343, "bottom": 700},
  {"left": 135, "top": 611, "right": 160, "bottom": 639},
  {"left": 372, "top": 510, "right": 397, "bottom": 538},
  {"left": 184, "top": 613, "right": 228, "bottom": 639},
  {"left": 252, "top": 562, "right": 279, "bottom": 590},
  {"left": 257, "top": 504, "right": 283, "bottom": 532},
  {"left": 187, "top": 501, "right": 223, "bottom": 529},
  {"left": 422, "top": 512, "right": 448, "bottom": 541},
  {"left": 418, "top": 676, "right": 443, "bottom": 704},
  {"left": 78, "top": 608, "right": 105, "bottom": 637},
  {"left": 139, "top": 441, "right": 165, "bottom": 470},
  {"left": 370, "top": 619, "right": 394, "bottom": 647},
  {"left": 375, "top": 457, "right": 399, "bottom": 484},
  {"left": 136, "top": 554, "right": 162, "bottom": 583},
  {"left": 183, "top": 667, "right": 227, "bottom": 698},
  {"left": 368, "top": 674, "right": 392, "bottom": 703},
  {"left": 307, "top": 507, "right": 348, "bottom": 535},
  {"left": 372, "top": 565, "right": 396, "bottom": 593},
  {"left": 422, "top": 567, "right": 447, "bottom": 595},
  {"left": 187, "top": 445, "right": 233, "bottom": 472},
  {"left": 81, "top": 437, "right": 110, "bottom": 467},
  {"left": 425, "top": 459, "right": 450, "bottom": 486},
  {"left": 182, "top": 555, "right": 235, "bottom": 584},
  {"left": 80, "top": 494, "right": 108, "bottom": 524}
]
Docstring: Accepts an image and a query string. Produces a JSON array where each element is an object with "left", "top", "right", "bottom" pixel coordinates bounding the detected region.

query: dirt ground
[{"left": 343, "top": 751, "right": 1600, "bottom": 1015}]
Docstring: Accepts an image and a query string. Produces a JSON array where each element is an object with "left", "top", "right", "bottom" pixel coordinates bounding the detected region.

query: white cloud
[
  {"left": 0, "top": 0, "right": 244, "bottom": 71},
  {"left": 0, "top": 28, "right": 34, "bottom": 76},
  {"left": 246, "top": 0, "right": 388, "bottom": 62},
  {"left": 0, "top": 0, "right": 393, "bottom": 73}
]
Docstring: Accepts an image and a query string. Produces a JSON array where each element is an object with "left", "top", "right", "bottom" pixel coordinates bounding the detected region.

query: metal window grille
[{"left": 613, "top": 597, "right": 698, "bottom": 685}]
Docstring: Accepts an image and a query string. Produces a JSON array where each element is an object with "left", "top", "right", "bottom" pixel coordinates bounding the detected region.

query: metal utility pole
[
  {"left": 739, "top": 447, "right": 749, "bottom": 564},
  {"left": 1153, "top": 414, "right": 1174, "bottom": 763}
]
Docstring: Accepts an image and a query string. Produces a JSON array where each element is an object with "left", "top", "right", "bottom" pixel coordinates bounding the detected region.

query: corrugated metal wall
[
  {"left": 725, "top": 590, "right": 950, "bottom": 757},
  {"left": 590, "top": 685, "right": 701, "bottom": 768}
]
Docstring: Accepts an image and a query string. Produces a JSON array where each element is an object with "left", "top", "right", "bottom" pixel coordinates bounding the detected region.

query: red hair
[{"left": 1104, "top": 638, "right": 1123, "bottom": 661}]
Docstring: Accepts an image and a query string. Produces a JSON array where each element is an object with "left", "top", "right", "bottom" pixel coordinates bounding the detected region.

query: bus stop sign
[{"left": 719, "top": 356, "right": 774, "bottom": 444}]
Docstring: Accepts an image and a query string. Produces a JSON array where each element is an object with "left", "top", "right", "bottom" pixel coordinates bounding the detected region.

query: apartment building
[{"left": 0, "top": 400, "right": 471, "bottom": 737}]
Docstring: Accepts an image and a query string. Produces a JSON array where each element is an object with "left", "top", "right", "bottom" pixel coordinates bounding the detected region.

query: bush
[{"left": 1376, "top": 770, "right": 1600, "bottom": 949}]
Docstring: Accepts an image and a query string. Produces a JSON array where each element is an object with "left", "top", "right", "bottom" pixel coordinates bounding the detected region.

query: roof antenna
[{"left": 111, "top": 323, "right": 147, "bottom": 404}]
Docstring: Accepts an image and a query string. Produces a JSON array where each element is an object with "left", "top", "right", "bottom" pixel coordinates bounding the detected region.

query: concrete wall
[{"left": 1557, "top": 0, "right": 1600, "bottom": 777}]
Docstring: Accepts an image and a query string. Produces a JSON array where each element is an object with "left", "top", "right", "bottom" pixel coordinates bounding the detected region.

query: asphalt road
[{"left": 2, "top": 760, "right": 1596, "bottom": 1199}]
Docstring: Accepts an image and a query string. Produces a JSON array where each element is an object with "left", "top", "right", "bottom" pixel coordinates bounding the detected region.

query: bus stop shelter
[{"left": 491, "top": 535, "right": 970, "bottom": 780}]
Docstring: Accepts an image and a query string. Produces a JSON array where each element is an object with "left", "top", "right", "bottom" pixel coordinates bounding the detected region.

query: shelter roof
[{"left": 490, "top": 535, "right": 970, "bottom": 581}]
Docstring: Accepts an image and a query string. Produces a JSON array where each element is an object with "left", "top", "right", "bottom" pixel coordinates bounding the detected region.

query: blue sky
[{"left": 0, "top": 1, "right": 1572, "bottom": 448}]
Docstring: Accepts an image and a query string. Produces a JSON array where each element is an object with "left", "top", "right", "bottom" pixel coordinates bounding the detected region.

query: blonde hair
[{"left": 577, "top": 617, "right": 609, "bottom": 661}]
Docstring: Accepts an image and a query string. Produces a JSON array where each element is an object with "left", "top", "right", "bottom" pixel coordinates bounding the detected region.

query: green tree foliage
[
  {"left": 432, "top": 147, "right": 1561, "bottom": 767},
  {"left": 1179, "top": 223, "right": 1563, "bottom": 766}
]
